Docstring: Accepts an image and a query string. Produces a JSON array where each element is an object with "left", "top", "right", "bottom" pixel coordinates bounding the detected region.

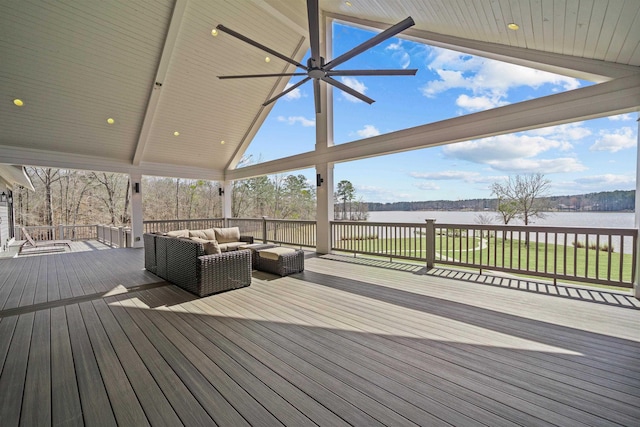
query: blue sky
[{"left": 243, "top": 23, "right": 638, "bottom": 203}]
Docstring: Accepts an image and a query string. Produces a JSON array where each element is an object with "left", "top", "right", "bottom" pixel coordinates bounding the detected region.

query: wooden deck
[{"left": 1, "top": 248, "right": 639, "bottom": 426}]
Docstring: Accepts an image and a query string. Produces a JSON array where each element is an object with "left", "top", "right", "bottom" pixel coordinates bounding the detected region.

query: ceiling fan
[{"left": 216, "top": 0, "right": 418, "bottom": 113}]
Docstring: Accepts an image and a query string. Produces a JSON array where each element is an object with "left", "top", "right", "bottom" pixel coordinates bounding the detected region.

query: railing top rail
[
  {"left": 264, "top": 218, "right": 317, "bottom": 224},
  {"left": 143, "top": 218, "right": 224, "bottom": 224},
  {"left": 331, "top": 221, "right": 427, "bottom": 227},
  {"left": 437, "top": 223, "right": 638, "bottom": 235}
]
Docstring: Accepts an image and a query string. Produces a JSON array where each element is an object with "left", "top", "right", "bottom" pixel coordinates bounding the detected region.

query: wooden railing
[
  {"left": 330, "top": 220, "right": 637, "bottom": 288},
  {"left": 228, "top": 218, "right": 316, "bottom": 248},
  {"left": 16, "top": 218, "right": 638, "bottom": 288},
  {"left": 433, "top": 222, "right": 637, "bottom": 287},
  {"left": 331, "top": 221, "right": 428, "bottom": 261},
  {"left": 143, "top": 218, "right": 225, "bottom": 233},
  {"left": 96, "top": 225, "right": 131, "bottom": 248}
]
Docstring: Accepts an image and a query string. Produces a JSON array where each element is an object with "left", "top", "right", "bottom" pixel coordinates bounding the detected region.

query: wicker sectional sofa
[{"left": 143, "top": 228, "right": 253, "bottom": 297}]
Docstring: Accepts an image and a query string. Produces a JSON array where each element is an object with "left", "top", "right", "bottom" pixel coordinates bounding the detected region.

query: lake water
[{"left": 368, "top": 211, "right": 636, "bottom": 228}]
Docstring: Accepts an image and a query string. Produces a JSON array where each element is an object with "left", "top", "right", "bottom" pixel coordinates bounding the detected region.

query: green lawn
[{"left": 334, "top": 235, "right": 634, "bottom": 286}]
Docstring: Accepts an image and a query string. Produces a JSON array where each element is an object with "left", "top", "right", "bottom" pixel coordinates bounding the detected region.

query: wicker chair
[{"left": 144, "top": 233, "right": 251, "bottom": 297}]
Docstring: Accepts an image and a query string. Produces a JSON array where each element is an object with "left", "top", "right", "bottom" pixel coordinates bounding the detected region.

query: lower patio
[{"left": 1, "top": 247, "right": 639, "bottom": 426}]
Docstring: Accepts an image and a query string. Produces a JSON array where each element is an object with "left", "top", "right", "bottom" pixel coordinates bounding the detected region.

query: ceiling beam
[
  {"left": 226, "top": 74, "right": 640, "bottom": 181},
  {"left": 0, "top": 145, "right": 224, "bottom": 180},
  {"left": 226, "top": 36, "right": 308, "bottom": 171},
  {"left": 132, "top": 0, "right": 187, "bottom": 166},
  {"left": 326, "top": 12, "right": 640, "bottom": 82}
]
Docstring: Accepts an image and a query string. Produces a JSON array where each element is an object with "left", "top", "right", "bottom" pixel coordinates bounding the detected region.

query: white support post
[
  {"left": 634, "top": 113, "right": 640, "bottom": 299},
  {"left": 314, "top": 13, "right": 334, "bottom": 255},
  {"left": 130, "top": 173, "right": 144, "bottom": 248},
  {"left": 222, "top": 181, "right": 232, "bottom": 223},
  {"left": 316, "top": 163, "right": 334, "bottom": 254}
]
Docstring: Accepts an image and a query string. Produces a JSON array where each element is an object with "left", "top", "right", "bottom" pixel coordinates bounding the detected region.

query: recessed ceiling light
[
  {"left": 13, "top": 99, "right": 24, "bottom": 107},
  {"left": 211, "top": 29, "right": 218, "bottom": 37},
  {"left": 221, "top": 140, "right": 225, "bottom": 145},
  {"left": 345, "top": 1, "right": 352, "bottom": 6},
  {"left": 173, "top": 131, "right": 180, "bottom": 136},
  {"left": 107, "top": 118, "right": 115, "bottom": 124},
  {"left": 507, "top": 23, "right": 520, "bottom": 30},
  {"left": 265, "top": 57, "right": 270, "bottom": 63}
]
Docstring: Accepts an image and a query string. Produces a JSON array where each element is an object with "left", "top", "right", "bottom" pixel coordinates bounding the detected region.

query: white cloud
[
  {"left": 339, "top": 76, "right": 368, "bottom": 103},
  {"left": 456, "top": 94, "right": 508, "bottom": 112},
  {"left": 283, "top": 83, "right": 303, "bottom": 100},
  {"left": 410, "top": 171, "right": 509, "bottom": 189},
  {"left": 355, "top": 125, "right": 381, "bottom": 138},
  {"left": 356, "top": 185, "right": 413, "bottom": 202},
  {"left": 487, "top": 157, "right": 586, "bottom": 173},
  {"left": 277, "top": 115, "right": 315, "bottom": 127},
  {"left": 443, "top": 134, "right": 571, "bottom": 163},
  {"left": 415, "top": 182, "right": 440, "bottom": 191},
  {"left": 608, "top": 113, "right": 634, "bottom": 121},
  {"left": 573, "top": 174, "right": 635, "bottom": 186},
  {"left": 529, "top": 122, "right": 591, "bottom": 142},
  {"left": 421, "top": 47, "right": 581, "bottom": 108},
  {"left": 410, "top": 171, "right": 480, "bottom": 181},
  {"left": 558, "top": 174, "right": 636, "bottom": 193},
  {"left": 590, "top": 127, "right": 635, "bottom": 152},
  {"left": 385, "top": 40, "right": 411, "bottom": 69},
  {"left": 442, "top": 133, "right": 587, "bottom": 173}
]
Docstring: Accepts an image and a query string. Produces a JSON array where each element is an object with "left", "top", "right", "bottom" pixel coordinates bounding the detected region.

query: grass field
[{"left": 333, "top": 234, "right": 634, "bottom": 286}]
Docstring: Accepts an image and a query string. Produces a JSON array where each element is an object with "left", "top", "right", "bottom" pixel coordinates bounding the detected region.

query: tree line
[
  {"left": 368, "top": 189, "right": 635, "bottom": 213},
  {"left": 15, "top": 167, "right": 367, "bottom": 227}
]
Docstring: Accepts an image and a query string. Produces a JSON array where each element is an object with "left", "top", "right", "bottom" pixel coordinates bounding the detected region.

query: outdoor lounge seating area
[
  {"left": 0, "top": 247, "right": 638, "bottom": 426},
  {"left": 143, "top": 228, "right": 254, "bottom": 297},
  {"left": 144, "top": 227, "right": 306, "bottom": 296}
]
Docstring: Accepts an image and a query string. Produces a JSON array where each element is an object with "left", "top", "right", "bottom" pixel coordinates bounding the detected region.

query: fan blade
[
  {"left": 325, "top": 17, "right": 415, "bottom": 70},
  {"left": 263, "top": 77, "right": 311, "bottom": 106},
  {"left": 307, "top": 0, "right": 321, "bottom": 63},
  {"left": 322, "top": 76, "right": 375, "bottom": 104},
  {"left": 216, "top": 24, "right": 306, "bottom": 70},
  {"left": 313, "top": 78, "right": 321, "bottom": 114},
  {"left": 218, "top": 73, "right": 307, "bottom": 79},
  {"left": 326, "top": 69, "right": 418, "bottom": 76}
]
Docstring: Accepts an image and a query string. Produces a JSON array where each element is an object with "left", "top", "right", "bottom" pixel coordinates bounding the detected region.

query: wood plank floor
[{"left": 1, "top": 248, "right": 639, "bottom": 426}]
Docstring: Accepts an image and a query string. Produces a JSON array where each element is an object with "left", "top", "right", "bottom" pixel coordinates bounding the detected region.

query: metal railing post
[{"left": 425, "top": 219, "right": 436, "bottom": 269}]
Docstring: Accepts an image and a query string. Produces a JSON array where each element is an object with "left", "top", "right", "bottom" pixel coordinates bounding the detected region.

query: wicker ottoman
[
  {"left": 238, "top": 243, "right": 277, "bottom": 269},
  {"left": 256, "top": 247, "right": 304, "bottom": 276}
]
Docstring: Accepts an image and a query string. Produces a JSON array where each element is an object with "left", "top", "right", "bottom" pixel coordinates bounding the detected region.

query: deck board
[
  {"left": 0, "top": 312, "right": 34, "bottom": 427},
  {"left": 50, "top": 306, "right": 83, "bottom": 427},
  {"left": 0, "top": 247, "right": 639, "bottom": 426},
  {"left": 65, "top": 303, "right": 118, "bottom": 426},
  {"left": 21, "top": 309, "right": 52, "bottom": 426}
]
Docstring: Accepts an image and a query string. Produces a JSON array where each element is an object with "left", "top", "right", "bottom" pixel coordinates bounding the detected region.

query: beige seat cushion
[
  {"left": 218, "top": 241, "right": 245, "bottom": 252},
  {"left": 188, "top": 229, "right": 216, "bottom": 240},
  {"left": 189, "top": 229, "right": 208, "bottom": 239},
  {"left": 214, "top": 227, "right": 240, "bottom": 243},
  {"left": 258, "top": 247, "right": 295, "bottom": 260},
  {"left": 167, "top": 229, "right": 189, "bottom": 238},
  {"left": 190, "top": 237, "right": 221, "bottom": 255}
]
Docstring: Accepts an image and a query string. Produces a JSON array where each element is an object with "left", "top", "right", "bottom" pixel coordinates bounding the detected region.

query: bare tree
[
  {"left": 91, "top": 172, "right": 127, "bottom": 225},
  {"left": 495, "top": 196, "right": 518, "bottom": 225},
  {"left": 491, "top": 173, "right": 551, "bottom": 225},
  {"left": 29, "top": 167, "right": 61, "bottom": 227}
]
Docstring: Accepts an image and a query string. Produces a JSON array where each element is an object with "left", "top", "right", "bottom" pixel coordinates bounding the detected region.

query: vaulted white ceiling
[{"left": 1, "top": 0, "right": 639, "bottom": 180}]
